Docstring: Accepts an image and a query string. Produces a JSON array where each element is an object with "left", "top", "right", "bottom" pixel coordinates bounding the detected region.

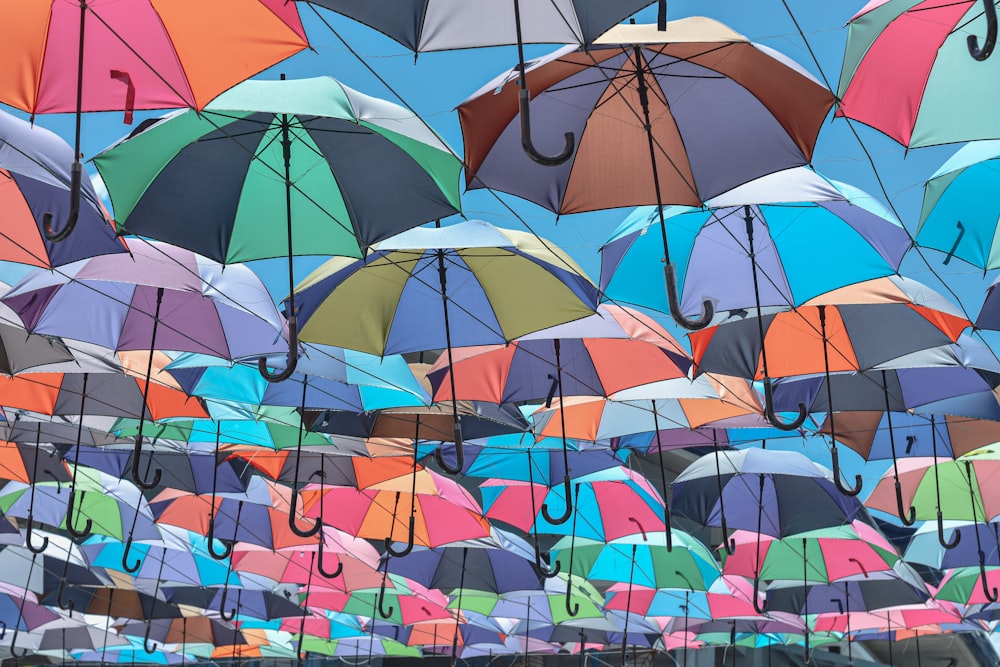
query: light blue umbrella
[{"left": 600, "top": 167, "right": 909, "bottom": 317}]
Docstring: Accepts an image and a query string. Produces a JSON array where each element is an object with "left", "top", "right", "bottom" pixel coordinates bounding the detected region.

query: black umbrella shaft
[
  {"left": 282, "top": 112, "right": 297, "bottom": 328},
  {"left": 135, "top": 287, "right": 165, "bottom": 444},
  {"left": 819, "top": 305, "right": 837, "bottom": 444},
  {"left": 882, "top": 370, "right": 902, "bottom": 479},
  {"left": 437, "top": 247, "right": 460, "bottom": 426},
  {"left": 743, "top": 206, "right": 773, "bottom": 381},
  {"left": 451, "top": 547, "right": 468, "bottom": 663},
  {"left": 633, "top": 46, "right": 671, "bottom": 265},
  {"left": 621, "top": 543, "right": 637, "bottom": 665},
  {"left": 73, "top": 1, "right": 87, "bottom": 158}
]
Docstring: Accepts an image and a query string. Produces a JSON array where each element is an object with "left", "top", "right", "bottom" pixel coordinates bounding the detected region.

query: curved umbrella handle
[
  {"left": 719, "top": 515, "right": 736, "bottom": 555},
  {"left": 434, "top": 424, "right": 465, "bottom": 475},
  {"left": 65, "top": 489, "right": 92, "bottom": 538},
  {"left": 895, "top": 480, "right": 917, "bottom": 526},
  {"left": 122, "top": 536, "right": 142, "bottom": 573},
  {"left": 42, "top": 161, "right": 82, "bottom": 243},
  {"left": 9, "top": 629, "right": 27, "bottom": 660},
  {"left": 847, "top": 557, "right": 870, "bottom": 579},
  {"left": 752, "top": 577, "right": 766, "bottom": 613},
  {"left": 25, "top": 514, "right": 48, "bottom": 554},
  {"left": 143, "top": 623, "right": 159, "bottom": 655},
  {"left": 969, "top": 0, "right": 998, "bottom": 60},
  {"left": 938, "top": 510, "right": 961, "bottom": 549},
  {"left": 0, "top": 620, "right": 6, "bottom": 641},
  {"left": 664, "top": 263, "right": 713, "bottom": 331},
  {"left": 377, "top": 576, "right": 395, "bottom": 620},
  {"left": 288, "top": 487, "right": 321, "bottom": 538},
  {"left": 57, "top": 578, "right": 75, "bottom": 615},
  {"left": 565, "top": 583, "right": 579, "bottom": 617},
  {"left": 317, "top": 537, "right": 343, "bottom": 579},
  {"left": 131, "top": 437, "right": 161, "bottom": 490},
  {"left": 803, "top": 635, "right": 811, "bottom": 665},
  {"left": 258, "top": 317, "right": 299, "bottom": 383},
  {"left": 533, "top": 536, "right": 561, "bottom": 579},
  {"left": 541, "top": 475, "right": 573, "bottom": 525},
  {"left": 763, "top": 378, "right": 806, "bottom": 431},
  {"left": 830, "top": 448, "right": 863, "bottom": 497},
  {"left": 219, "top": 586, "right": 237, "bottom": 622},
  {"left": 384, "top": 515, "right": 415, "bottom": 558},
  {"left": 518, "top": 89, "right": 574, "bottom": 166},
  {"left": 207, "top": 516, "right": 234, "bottom": 561},
  {"left": 981, "top": 550, "right": 999, "bottom": 602}
]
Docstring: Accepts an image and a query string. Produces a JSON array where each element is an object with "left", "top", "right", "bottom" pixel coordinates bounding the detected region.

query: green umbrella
[{"left": 94, "top": 76, "right": 462, "bottom": 381}]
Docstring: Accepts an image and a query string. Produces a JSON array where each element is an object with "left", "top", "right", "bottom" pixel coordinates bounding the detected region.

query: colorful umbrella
[
  {"left": 0, "top": 109, "right": 125, "bottom": 268},
  {"left": 837, "top": 0, "right": 1000, "bottom": 148},
  {"left": 93, "top": 75, "right": 462, "bottom": 381},
  {"left": 459, "top": 18, "right": 834, "bottom": 329}
]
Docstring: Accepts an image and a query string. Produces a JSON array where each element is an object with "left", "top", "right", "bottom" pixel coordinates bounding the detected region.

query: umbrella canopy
[
  {"left": 289, "top": 220, "right": 598, "bottom": 355},
  {"left": 836, "top": 0, "right": 1000, "bottom": 148},
  {"left": 0, "top": 109, "right": 126, "bottom": 268},
  {"left": 459, "top": 18, "right": 834, "bottom": 214},
  {"left": 671, "top": 448, "right": 865, "bottom": 537},
  {"left": 916, "top": 140, "right": 1000, "bottom": 270},
  {"left": 3, "top": 240, "right": 288, "bottom": 361},
  {"left": 600, "top": 167, "right": 910, "bottom": 316},
  {"left": 689, "top": 277, "right": 970, "bottom": 380},
  {"left": 307, "top": 0, "right": 657, "bottom": 51},
  {"left": 0, "top": 1, "right": 307, "bottom": 114},
  {"left": 426, "top": 305, "right": 691, "bottom": 403},
  {"left": 93, "top": 76, "right": 461, "bottom": 265}
]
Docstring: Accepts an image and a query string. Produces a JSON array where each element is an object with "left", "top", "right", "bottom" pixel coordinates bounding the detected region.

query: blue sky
[{"left": 8, "top": 1, "right": 993, "bottom": 521}]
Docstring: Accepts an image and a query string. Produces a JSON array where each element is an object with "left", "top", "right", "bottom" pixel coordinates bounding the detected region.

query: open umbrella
[
  {"left": 93, "top": 75, "right": 462, "bottom": 382},
  {"left": 837, "top": 0, "right": 1000, "bottom": 148},
  {"left": 291, "top": 219, "right": 596, "bottom": 471},
  {"left": 459, "top": 18, "right": 834, "bottom": 329}
]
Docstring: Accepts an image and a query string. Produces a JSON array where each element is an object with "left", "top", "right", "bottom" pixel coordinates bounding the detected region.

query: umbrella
[
  {"left": 0, "top": 109, "right": 126, "bottom": 267},
  {"left": 427, "top": 303, "right": 688, "bottom": 522},
  {"left": 0, "top": 1, "right": 308, "bottom": 242},
  {"left": 671, "top": 448, "right": 865, "bottom": 550},
  {"left": 916, "top": 140, "right": 1000, "bottom": 269},
  {"left": 291, "top": 219, "right": 596, "bottom": 471},
  {"left": 93, "top": 75, "right": 462, "bottom": 382},
  {"left": 837, "top": 0, "right": 1000, "bottom": 148},
  {"left": 459, "top": 18, "right": 834, "bottom": 329},
  {"left": 600, "top": 167, "right": 910, "bottom": 318}
]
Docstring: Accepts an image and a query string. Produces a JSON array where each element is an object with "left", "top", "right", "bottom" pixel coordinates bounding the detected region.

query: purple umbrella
[{"left": 3, "top": 240, "right": 287, "bottom": 489}]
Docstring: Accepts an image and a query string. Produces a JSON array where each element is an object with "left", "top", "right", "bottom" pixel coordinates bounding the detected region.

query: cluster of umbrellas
[{"left": 2, "top": 0, "right": 1000, "bottom": 665}]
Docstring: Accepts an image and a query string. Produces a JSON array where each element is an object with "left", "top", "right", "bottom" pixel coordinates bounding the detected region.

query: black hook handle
[
  {"left": 533, "top": 536, "right": 561, "bottom": 578},
  {"left": 122, "top": 535, "right": 142, "bottom": 573},
  {"left": 803, "top": 635, "right": 811, "bottom": 665},
  {"left": 131, "top": 436, "right": 161, "bottom": 490},
  {"left": 434, "top": 424, "right": 465, "bottom": 475},
  {"left": 937, "top": 510, "right": 961, "bottom": 549},
  {"left": 565, "top": 583, "right": 580, "bottom": 617},
  {"left": 317, "top": 537, "right": 343, "bottom": 579},
  {"left": 24, "top": 514, "right": 48, "bottom": 554},
  {"left": 895, "top": 480, "right": 917, "bottom": 526},
  {"left": 288, "top": 487, "right": 321, "bottom": 538},
  {"left": 207, "top": 515, "right": 234, "bottom": 561},
  {"left": 258, "top": 317, "right": 299, "bottom": 382},
  {"left": 752, "top": 577, "right": 766, "bottom": 613},
  {"left": 65, "top": 489, "right": 92, "bottom": 538},
  {"left": 0, "top": 620, "right": 7, "bottom": 641},
  {"left": 384, "top": 515, "right": 415, "bottom": 558},
  {"left": 9, "top": 634, "right": 27, "bottom": 659},
  {"left": 664, "top": 263, "right": 713, "bottom": 331},
  {"left": 518, "top": 89, "right": 575, "bottom": 166},
  {"left": 42, "top": 161, "right": 82, "bottom": 243},
  {"left": 763, "top": 378, "right": 807, "bottom": 431},
  {"left": 831, "top": 447, "right": 863, "bottom": 497},
  {"left": 719, "top": 515, "right": 736, "bottom": 555},
  {"left": 969, "top": 0, "right": 997, "bottom": 60},
  {"left": 541, "top": 475, "right": 573, "bottom": 525},
  {"left": 219, "top": 586, "right": 237, "bottom": 621},
  {"left": 544, "top": 374, "right": 559, "bottom": 408},
  {"left": 981, "top": 550, "right": 999, "bottom": 602},
  {"left": 377, "top": 575, "right": 395, "bottom": 619},
  {"left": 143, "top": 623, "right": 159, "bottom": 654},
  {"left": 57, "top": 578, "right": 75, "bottom": 615}
]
